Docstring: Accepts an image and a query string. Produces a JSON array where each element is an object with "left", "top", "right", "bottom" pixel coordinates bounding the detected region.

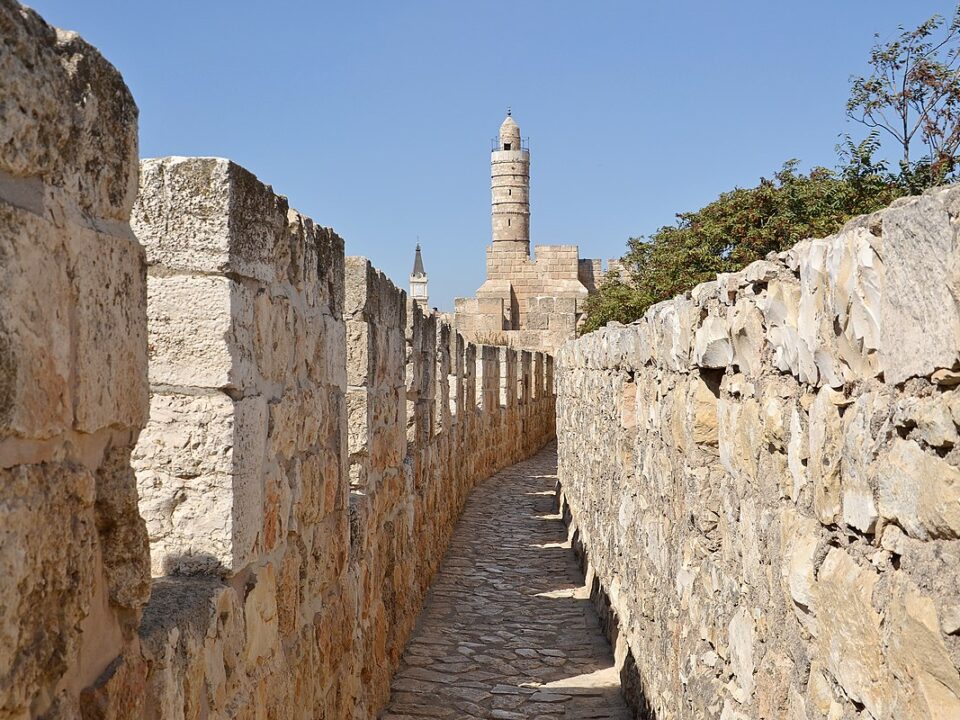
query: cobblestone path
[{"left": 382, "top": 442, "right": 631, "bottom": 719}]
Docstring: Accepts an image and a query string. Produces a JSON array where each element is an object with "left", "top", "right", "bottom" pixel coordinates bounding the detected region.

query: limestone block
[
  {"left": 347, "top": 320, "right": 371, "bottom": 387},
  {"left": 786, "top": 406, "right": 808, "bottom": 501},
  {"left": 876, "top": 438, "right": 960, "bottom": 540},
  {"left": 286, "top": 209, "right": 319, "bottom": 297},
  {"left": 0, "top": 205, "right": 72, "bottom": 438},
  {"left": 244, "top": 564, "right": 279, "bottom": 666},
  {"left": 729, "top": 300, "right": 763, "bottom": 376},
  {"left": 885, "top": 574, "right": 960, "bottom": 718},
  {"left": 687, "top": 374, "right": 719, "bottom": 447},
  {"left": 895, "top": 394, "right": 959, "bottom": 449},
  {"left": 728, "top": 607, "right": 756, "bottom": 704},
  {"left": 133, "top": 392, "right": 267, "bottom": 576},
  {"left": 880, "top": 194, "right": 960, "bottom": 385},
  {"left": 0, "top": 4, "right": 139, "bottom": 219},
  {"left": 0, "top": 463, "right": 100, "bottom": 719},
  {"left": 808, "top": 387, "right": 843, "bottom": 525},
  {"left": 718, "top": 392, "right": 761, "bottom": 484},
  {"left": 693, "top": 315, "right": 733, "bottom": 368},
  {"left": 779, "top": 508, "right": 819, "bottom": 623},
  {"left": 743, "top": 260, "right": 779, "bottom": 284},
  {"left": 79, "top": 652, "right": 148, "bottom": 720},
  {"left": 146, "top": 274, "right": 255, "bottom": 391},
  {"left": 840, "top": 391, "right": 886, "bottom": 533},
  {"left": 71, "top": 227, "right": 148, "bottom": 432},
  {"left": 135, "top": 157, "right": 289, "bottom": 283},
  {"left": 253, "top": 290, "right": 296, "bottom": 386},
  {"left": 812, "top": 548, "right": 890, "bottom": 717},
  {"left": 95, "top": 445, "right": 151, "bottom": 612},
  {"left": 833, "top": 227, "right": 882, "bottom": 380}
]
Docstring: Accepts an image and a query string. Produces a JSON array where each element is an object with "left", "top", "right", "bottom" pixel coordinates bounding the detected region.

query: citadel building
[{"left": 454, "top": 112, "right": 605, "bottom": 352}]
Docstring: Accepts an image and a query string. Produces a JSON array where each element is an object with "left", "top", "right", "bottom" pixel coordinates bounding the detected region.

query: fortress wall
[
  {"left": 126, "top": 157, "right": 556, "bottom": 718},
  {"left": 556, "top": 189, "right": 960, "bottom": 720},
  {"left": 459, "top": 242, "right": 594, "bottom": 352},
  {"left": 0, "top": 3, "right": 151, "bottom": 716},
  {"left": 0, "top": 6, "right": 557, "bottom": 715},
  {"left": 130, "top": 157, "right": 356, "bottom": 716}
]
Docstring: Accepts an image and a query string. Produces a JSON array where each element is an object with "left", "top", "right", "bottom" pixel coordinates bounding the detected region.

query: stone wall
[
  {"left": 1, "top": 5, "right": 557, "bottom": 716},
  {"left": 0, "top": 2, "right": 150, "bottom": 716},
  {"left": 128, "top": 157, "right": 556, "bottom": 718},
  {"left": 455, "top": 244, "right": 598, "bottom": 353},
  {"left": 556, "top": 189, "right": 960, "bottom": 719}
]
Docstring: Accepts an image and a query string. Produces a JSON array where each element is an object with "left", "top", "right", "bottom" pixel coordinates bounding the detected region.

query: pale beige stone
[
  {"left": 880, "top": 194, "right": 960, "bottom": 385},
  {"left": 813, "top": 548, "right": 890, "bottom": 717},
  {"left": 877, "top": 438, "right": 960, "bottom": 540}
]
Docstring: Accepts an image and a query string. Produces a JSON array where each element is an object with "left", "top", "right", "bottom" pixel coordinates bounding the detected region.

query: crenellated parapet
[
  {"left": 128, "top": 157, "right": 557, "bottom": 718},
  {"left": 0, "top": 5, "right": 556, "bottom": 717}
]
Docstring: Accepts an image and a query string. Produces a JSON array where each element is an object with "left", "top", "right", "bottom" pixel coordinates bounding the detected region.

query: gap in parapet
[
  {"left": 127, "top": 155, "right": 558, "bottom": 716},
  {"left": 0, "top": 6, "right": 558, "bottom": 712}
]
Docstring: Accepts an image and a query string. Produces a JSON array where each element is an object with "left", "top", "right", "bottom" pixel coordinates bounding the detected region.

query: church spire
[{"left": 409, "top": 243, "right": 429, "bottom": 309}]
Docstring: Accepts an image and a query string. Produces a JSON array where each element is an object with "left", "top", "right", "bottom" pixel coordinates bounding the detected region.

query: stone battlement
[{"left": 0, "top": 6, "right": 555, "bottom": 718}]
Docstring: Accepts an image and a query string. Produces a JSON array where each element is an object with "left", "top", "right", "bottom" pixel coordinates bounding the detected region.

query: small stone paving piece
[{"left": 381, "top": 443, "right": 631, "bottom": 719}]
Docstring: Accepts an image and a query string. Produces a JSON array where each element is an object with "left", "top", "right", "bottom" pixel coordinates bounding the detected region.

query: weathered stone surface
[
  {"left": 0, "top": 5, "right": 148, "bottom": 716},
  {"left": 880, "top": 192, "right": 960, "bottom": 385},
  {"left": 557, "top": 188, "right": 960, "bottom": 719},
  {"left": 876, "top": 438, "right": 960, "bottom": 540},
  {"left": 131, "top": 155, "right": 557, "bottom": 719},
  {"left": 0, "top": 1, "right": 139, "bottom": 219}
]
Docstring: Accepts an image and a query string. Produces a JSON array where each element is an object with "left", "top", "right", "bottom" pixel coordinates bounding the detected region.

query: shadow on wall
[
  {"left": 563, "top": 506, "right": 658, "bottom": 720},
  {"left": 139, "top": 568, "right": 225, "bottom": 642},
  {"left": 160, "top": 551, "right": 227, "bottom": 578}
]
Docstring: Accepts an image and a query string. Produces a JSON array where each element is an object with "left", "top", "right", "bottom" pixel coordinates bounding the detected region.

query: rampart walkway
[{"left": 382, "top": 443, "right": 631, "bottom": 719}]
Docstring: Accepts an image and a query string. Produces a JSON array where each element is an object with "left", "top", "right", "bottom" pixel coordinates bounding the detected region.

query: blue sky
[{"left": 30, "top": 1, "right": 954, "bottom": 310}]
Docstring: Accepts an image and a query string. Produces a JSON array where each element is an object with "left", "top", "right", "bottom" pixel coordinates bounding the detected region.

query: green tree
[
  {"left": 847, "top": 5, "right": 960, "bottom": 189},
  {"left": 580, "top": 158, "right": 903, "bottom": 335},
  {"left": 579, "top": 9, "right": 960, "bottom": 335}
]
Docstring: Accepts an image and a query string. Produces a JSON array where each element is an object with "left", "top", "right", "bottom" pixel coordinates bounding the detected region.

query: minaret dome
[{"left": 499, "top": 115, "right": 521, "bottom": 151}]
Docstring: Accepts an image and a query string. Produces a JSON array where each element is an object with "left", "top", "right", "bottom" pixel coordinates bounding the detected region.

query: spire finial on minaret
[{"left": 507, "top": 106, "right": 511, "bottom": 117}]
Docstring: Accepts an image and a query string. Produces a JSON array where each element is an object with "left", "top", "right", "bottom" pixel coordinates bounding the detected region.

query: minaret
[
  {"left": 409, "top": 243, "right": 429, "bottom": 309},
  {"left": 491, "top": 109, "right": 530, "bottom": 255}
]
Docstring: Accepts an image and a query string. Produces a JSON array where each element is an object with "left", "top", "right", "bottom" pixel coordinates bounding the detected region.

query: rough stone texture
[
  {"left": 383, "top": 443, "right": 631, "bottom": 719},
  {"left": 130, "top": 157, "right": 557, "bottom": 719},
  {"left": 0, "top": 3, "right": 149, "bottom": 717},
  {"left": 556, "top": 188, "right": 960, "bottom": 720}
]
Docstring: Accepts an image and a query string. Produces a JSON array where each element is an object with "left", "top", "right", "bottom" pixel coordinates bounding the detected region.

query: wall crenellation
[
  {"left": 0, "top": 5, "right": 556, "bottom": 718},
  {"left": 130, "top": 158, "right": 556, "bottom": 718},
  {"left": 556, "top": 188, "right": 960, "bottom": 720},
  {"left": 0, "top": 3, "right": 150, "bottom": 716}
]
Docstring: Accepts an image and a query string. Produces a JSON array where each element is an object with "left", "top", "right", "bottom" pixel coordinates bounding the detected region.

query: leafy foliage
[
  {"left": 580, "top": 7, "right": 960, "bottom": 335},
  {"left": 579, "top": 157, "right": 905, "bottom": 334},
  {"left": 847, "top": 5, "right": 960, "bottom": 188}
]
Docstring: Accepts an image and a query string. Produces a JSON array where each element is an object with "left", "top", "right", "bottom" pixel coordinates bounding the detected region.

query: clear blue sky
[{"left": 29, "top": 0, "right": 954, "bottom": 310}]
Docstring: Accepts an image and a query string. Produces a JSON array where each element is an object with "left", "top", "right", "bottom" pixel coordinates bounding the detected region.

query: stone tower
[
  {"left": 409, "top": 243, "right": 429, "bottom": 308},
  {"left": 491, "top": 111, "right": 530, "bottom": 254},
  {"left": 455, "top": 112, "right": 604, "bottom": 352}
]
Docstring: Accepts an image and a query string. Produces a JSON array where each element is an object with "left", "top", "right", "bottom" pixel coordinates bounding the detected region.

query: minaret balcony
[{"left": 490, "top": 136, "right": 530, "bottom": 153}]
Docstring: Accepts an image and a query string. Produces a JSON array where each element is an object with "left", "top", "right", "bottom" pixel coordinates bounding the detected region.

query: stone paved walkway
[{"left": 381, "top": 442, "right": 631, "bottom": 719}]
